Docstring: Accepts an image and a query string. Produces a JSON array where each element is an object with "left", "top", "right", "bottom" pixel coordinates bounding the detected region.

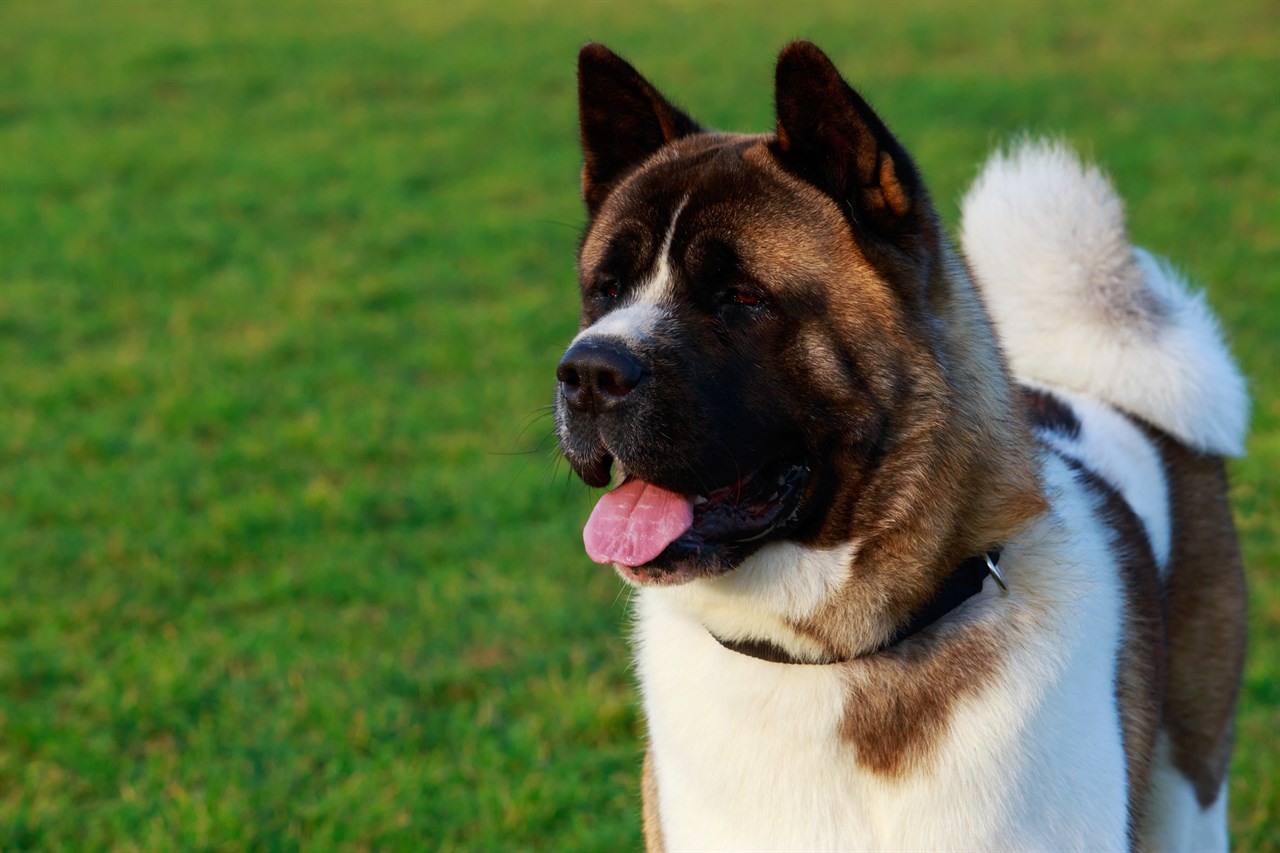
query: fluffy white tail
[{"left": 960, "top": 140, "right": 1247, "bottom": 456}]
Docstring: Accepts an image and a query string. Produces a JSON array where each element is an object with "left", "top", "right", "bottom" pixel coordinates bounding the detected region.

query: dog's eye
[
  {"left": 727, "top": 289, "right": 763, "bottom": 308},
  {"left": 598, "top": 276, "right": 620, "bottom": 299}
]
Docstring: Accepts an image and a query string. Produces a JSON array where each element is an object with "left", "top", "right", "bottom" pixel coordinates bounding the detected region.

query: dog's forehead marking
[{"left": 634, "top": 194, "right": 689, "bottom": 307}]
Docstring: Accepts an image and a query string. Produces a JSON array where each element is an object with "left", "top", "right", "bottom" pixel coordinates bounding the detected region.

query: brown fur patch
[
  {"left": 837, "top": 623, "right": 1002, "bottom": 777},
  {"left": 789, "top": 251, "right": 1049, "bottom": 662},
  {"left": 751, "top": 139, "right": 1048, "bottom": 664},
  {"left": 1067, "top": 458, "right": 1165, "bottom": 850},
  {"left": 641, "top": 748, "right": 665, "bottom": 852},
  {"left": 1143, "top": 426, "right": 1246, "bottom": 807}
]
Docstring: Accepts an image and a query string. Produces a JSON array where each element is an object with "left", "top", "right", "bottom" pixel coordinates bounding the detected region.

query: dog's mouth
[{"left": 582, "top": 457, "right": 813, "bottom": 586}]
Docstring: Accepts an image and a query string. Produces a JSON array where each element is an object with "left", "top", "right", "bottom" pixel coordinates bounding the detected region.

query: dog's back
[{"left": 962, "top": 141, "right": 1247, "bottom": 850}]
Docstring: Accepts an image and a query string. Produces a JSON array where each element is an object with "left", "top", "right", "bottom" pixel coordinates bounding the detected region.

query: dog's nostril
[
  {"left": 598, "top": 366, "right": 639, "bottom": 398},
  {"left": 557, "top": 363, "right": 581, "bottom": 387}
]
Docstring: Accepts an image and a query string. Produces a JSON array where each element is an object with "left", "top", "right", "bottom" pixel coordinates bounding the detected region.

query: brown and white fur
[{"left": 556, "top": 42, "right": 1247, "bottom": 852}]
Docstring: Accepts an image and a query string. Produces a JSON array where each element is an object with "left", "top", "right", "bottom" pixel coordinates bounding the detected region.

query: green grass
[{"left": 0, "top": 0, "right": 1275, "bottom": 849}]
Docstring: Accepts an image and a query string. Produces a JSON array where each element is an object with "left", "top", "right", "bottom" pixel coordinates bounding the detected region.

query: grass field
[{"left": 0, "top": 0, "right": 1275, "bottom": 849}]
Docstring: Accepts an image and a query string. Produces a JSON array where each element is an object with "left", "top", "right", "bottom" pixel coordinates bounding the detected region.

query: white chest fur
[{"left": 635, "top": 456, "right": 1132, "bottom": 851}]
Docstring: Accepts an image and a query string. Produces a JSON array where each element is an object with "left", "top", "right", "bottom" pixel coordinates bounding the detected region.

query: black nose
[{"left": 556, "top": 339, "right": 647, "bottom": 414}]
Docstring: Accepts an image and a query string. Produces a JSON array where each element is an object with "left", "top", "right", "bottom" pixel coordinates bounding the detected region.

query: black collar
[{"left": 712, "top": 549, "right": 1003, "bottom": 665}]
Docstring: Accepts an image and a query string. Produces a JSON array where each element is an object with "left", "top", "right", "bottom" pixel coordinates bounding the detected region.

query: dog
[{"left": 553, "top": 41, "right": 1247, "bottom": 851}]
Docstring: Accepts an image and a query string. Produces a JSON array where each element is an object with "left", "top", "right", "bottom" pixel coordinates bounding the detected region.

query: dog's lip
[{"left": 570, "top": 447, "right": 613, "bottom": 488}]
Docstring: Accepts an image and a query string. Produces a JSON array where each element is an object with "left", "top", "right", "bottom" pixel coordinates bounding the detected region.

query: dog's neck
[{"left": 814, "top": 247, "right": 1044, "bottom": 656}]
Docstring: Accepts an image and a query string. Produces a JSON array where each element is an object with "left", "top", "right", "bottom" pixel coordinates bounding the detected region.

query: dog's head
[{"left": 556, "top": 43, "right": 1041, "bottom": 596}]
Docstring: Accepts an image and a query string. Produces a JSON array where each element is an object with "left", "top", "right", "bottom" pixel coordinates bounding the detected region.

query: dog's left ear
[
  {"left": 578, "top": 43, "right": 702, "bottom": 216},
  {"left": 772, "top": 42, "right": 923, "bottom": 237}
]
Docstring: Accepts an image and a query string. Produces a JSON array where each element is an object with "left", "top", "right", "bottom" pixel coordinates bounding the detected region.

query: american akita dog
[{"left": 554, "top": 41, "right": 1247, "bottom": 852}]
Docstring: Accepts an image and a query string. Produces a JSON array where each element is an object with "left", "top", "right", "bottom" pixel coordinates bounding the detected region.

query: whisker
[
  {"left": 492, "top": 430, "right": 558, "bottom": 457},
  {"left": 536, "top": 218, "right": 585, "bottom": 233},
  {"left": 547, "top": 451, "right": 567, "bottom": 489},
  {"left": 494, "top": 408, "right": 556, "bottom": 453}
]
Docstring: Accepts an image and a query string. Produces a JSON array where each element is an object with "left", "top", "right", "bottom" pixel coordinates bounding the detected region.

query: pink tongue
[{"left": 584, "top": 479, "right": 694, "bottom": 567}]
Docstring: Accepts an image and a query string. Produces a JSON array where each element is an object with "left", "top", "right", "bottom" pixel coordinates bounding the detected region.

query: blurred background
[{"left": 0, "top": 0, "right": 1275, "bottom": 849}]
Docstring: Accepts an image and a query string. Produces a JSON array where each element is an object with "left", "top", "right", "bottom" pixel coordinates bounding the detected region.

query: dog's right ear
[{"left": 578, "top": 43, "right": 701, "bottom": 216}]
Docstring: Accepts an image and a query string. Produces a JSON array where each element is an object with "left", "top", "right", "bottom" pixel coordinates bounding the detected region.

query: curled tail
[{"left": 960, "top": 140, "right": 1247, "bottom": 456}]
